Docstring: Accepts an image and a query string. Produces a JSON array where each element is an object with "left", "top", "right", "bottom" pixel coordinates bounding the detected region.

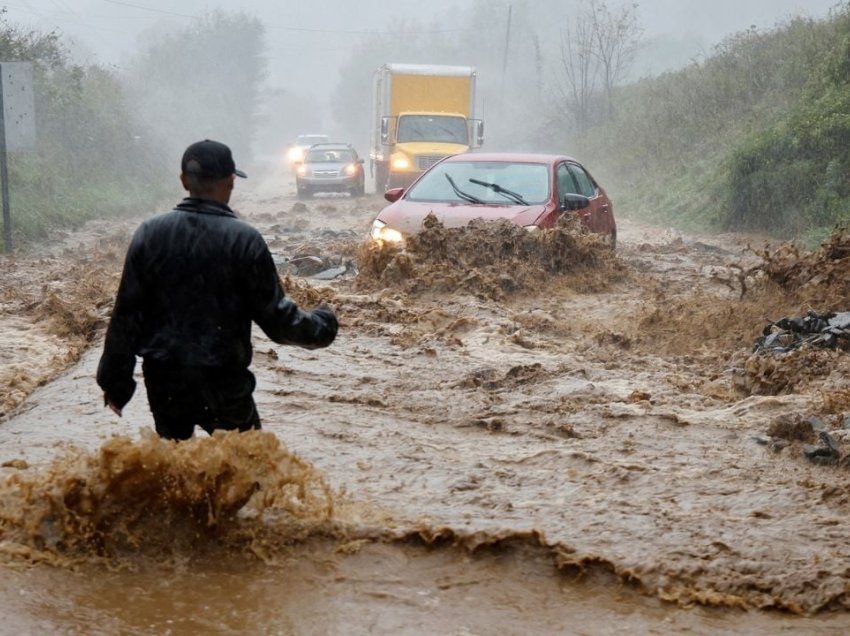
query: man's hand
[{"left": 104, "top": 394, "right": 122, "bottom": 417}]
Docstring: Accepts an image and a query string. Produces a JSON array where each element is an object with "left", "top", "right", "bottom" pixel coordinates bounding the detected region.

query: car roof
[
  {"left": 444, "top": 152, "right": 580, "bottom": 165},
  {"left": 307, "top": 143, "right": 354, "bottom": 150}
]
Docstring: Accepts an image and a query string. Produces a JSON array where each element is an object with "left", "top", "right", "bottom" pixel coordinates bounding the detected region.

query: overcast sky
[{"left": 2, "top": 0, "right": 841, "bottom": 95}]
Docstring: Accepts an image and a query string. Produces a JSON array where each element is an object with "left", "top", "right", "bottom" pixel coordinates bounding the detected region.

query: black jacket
[{"left": 97, "top": 197, "right": 338, "bottom": 409}]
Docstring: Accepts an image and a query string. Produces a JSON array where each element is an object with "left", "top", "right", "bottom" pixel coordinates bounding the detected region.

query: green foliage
[
  {"left": 556, "top": 9, "right": 850, "bottom": 238},
  {"left": 1, "top": 8, "right": 269, "bottom": 249},
  {"left": 722, "top": 10, "right": 850, "bottom": 236},
  {"left": 0, "top": 12, "right": 170, "bottom": 249}
]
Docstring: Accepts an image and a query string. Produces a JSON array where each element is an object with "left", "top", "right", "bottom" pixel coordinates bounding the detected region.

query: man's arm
[
  {"left": 248, "top": 240, "right": 338, "bottom": 348},
  {"left": 96, "top": 229, "right": 147, "bottom": 411}
]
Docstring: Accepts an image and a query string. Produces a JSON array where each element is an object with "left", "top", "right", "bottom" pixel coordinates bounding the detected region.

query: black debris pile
[
  {"left": 754, "top": 414, "right": 848, "bottom": 467},
  {"left": 754, "top": 311, "right": 850, "bottom": 354},
  {"left": 272, "top": 254, "right": 357, "bottom": 280}
]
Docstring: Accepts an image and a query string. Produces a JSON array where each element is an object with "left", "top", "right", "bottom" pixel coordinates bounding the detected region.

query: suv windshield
[
  {"left": 306, "top": 149, "right": 353, "bottom": 163},
  {"left": 407, "top": 161, "right": 550, "bottom": 205},
  {"left": 397, "top": 115, "right": 467, "bottom": 144}
]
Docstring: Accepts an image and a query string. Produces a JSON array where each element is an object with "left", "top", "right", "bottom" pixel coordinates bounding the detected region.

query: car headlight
[
  {"left": 370, "top": 219, "right": 404, "bottom": 244},
  {"left": 523, "top": 224, "right": 540, "bottom": 232},
  {"left": 288, "top": 147, "right": 304, "bottom": 163},
  {"left": 344, "top": 163, "right": 358, "bottom": 176},
  {"left": 297, "top": 164, "right": 308, "bottom": 176},
  {"left": 391, "top": 156, "right": 410, "bottom": 170}
]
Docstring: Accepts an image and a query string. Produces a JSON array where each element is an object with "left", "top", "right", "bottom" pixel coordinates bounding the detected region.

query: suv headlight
[{"left": 370, "top": 219, "right": 404, "bottom": 244}]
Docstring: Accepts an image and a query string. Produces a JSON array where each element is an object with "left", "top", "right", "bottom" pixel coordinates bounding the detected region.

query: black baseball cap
[{"left": 181, "top": 139, "right": 247, "bottom": 179}]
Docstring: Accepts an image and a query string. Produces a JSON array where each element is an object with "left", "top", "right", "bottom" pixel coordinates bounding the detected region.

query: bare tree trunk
[
  {"left": 555, "top": 15, "right": 601, "bottom": 140},
  {"left": 551, "top": 0, "right": 643, "bottom": 140},
  {"left": 587, "top": 0, "right": 643, "bottom": 118}
]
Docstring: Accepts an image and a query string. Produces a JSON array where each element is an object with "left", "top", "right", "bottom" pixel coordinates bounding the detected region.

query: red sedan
[{"left": 369, "top": 152, "right": 616, "bottom": 248}]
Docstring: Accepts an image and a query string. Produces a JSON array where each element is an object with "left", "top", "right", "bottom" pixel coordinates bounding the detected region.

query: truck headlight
[
  {"left": 392, "top": 156, "right": 411, "bottom": 170},
  {"left": 370, "top": 220, "right": 404, "bottom": 244},
  {"left": 523, "top": 225, "right": 540, "bottom": 232},
  {"left": 288, "top": 147, "right": 303, "bottom": 163}
]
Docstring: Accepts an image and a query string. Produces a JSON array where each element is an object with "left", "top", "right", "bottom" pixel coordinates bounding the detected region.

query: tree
[
  {"left": 554, "top": 8, "right": 601, "bottom": 140},
  {"left": 0, "top": 9, "right": 169, "bottom": 247},
  {"left": 552, "top": 0, "right": 643, "bottom": 142},
  {"left": 588, "top": 1, "right": 643, "bottom": 117},
  {"left": 125, "top": 11, "right": 267, "bottom": 163}
]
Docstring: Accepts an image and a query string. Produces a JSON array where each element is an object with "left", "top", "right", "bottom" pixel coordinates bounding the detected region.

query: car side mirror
[
  {"left": 468, "top": 120, "right": 484, "bottom": 148},
  {"left": 562, "top": 193, "right": 590, "bottom": 211},
  {"left": 384, "top": 187, "right": 404, "bottom": 202},
  {"left": 380, "top": 117, "right": 390, "bottom": 144}
]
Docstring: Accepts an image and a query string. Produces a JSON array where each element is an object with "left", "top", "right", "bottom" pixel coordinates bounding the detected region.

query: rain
[{"left": 1, "top": 0, "right": 850, "bottom": 633}]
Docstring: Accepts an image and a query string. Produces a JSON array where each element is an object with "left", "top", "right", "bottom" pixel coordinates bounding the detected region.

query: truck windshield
[{"left": 397, "top": 115, "right": 468, "bottom": 144}]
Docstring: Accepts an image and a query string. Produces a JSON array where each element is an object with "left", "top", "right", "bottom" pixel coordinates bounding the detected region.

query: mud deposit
[{"left": 2, "top": 167, "right": 850, "bottom": 633}]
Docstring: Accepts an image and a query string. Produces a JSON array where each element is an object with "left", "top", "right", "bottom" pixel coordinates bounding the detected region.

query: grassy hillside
[{"left": 577, "top": 7, "right": 849, "bottom": 240}]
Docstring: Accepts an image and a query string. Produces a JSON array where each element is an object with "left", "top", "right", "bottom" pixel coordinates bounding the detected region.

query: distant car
[
  {"left": 295, "top": 143, "right": 366, "bottom": 198},
  {"left": 369, "top": 152, "right": 616, "bottom": 247},
  {"left": 286, "top": 134, "right": 331, "bottom": 169}
]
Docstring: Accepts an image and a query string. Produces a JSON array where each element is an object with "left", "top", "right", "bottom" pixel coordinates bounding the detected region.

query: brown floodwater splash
[
  {"left": 0, "top": 430, "right": 333, "bottom": 563},
  {"left": 356, "top": 214, "right": 622, "bottom": 300}
]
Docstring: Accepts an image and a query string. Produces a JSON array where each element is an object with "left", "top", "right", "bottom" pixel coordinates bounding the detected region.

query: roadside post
[{"left": 0, "top": 62, "right": 36, "bottom": 253}]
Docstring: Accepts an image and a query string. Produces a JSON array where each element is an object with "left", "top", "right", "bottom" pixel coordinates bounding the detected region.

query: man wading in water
[{"left": 97, "top": 139, "right": 338, "bottom": 440}]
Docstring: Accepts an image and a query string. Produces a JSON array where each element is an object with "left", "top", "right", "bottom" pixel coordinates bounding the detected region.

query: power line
[
  {"left": 16, "top": 0, "right": 47, "bottom": 19},
  {"left": 102, "top": 0, "right": 196, "bottom": 19},
  {"left": 101, "top": 0, "right": 473, "bottom": 34},
  {"left": 262, "top": 23, "right": 470, "bottom": 35}
]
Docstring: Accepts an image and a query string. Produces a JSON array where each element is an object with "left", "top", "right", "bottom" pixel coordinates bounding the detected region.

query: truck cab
[
  {"left": 371, "top": 64, "right": 484, "bottom": 192},
  {"left": 380, "top": 112, "right": 479, "bottom": 188}
]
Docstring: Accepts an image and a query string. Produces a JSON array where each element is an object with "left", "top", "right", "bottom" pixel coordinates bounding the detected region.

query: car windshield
[
  {"left": 397, "top": 115, "right": 468, "bottom": 144},
  {"left": 306, "top": 149, "right": 353, "bottom": 163},
  {"left": 406, "top": 161, "right": 550, "bottom": 205},
  {"left": 297, "top": 135, "right": 329, "bottom": 146}
]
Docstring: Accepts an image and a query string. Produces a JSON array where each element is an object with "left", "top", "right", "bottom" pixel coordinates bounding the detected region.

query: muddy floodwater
[{"left": 2, "top": 164, "right": 850, "bottom": 634}]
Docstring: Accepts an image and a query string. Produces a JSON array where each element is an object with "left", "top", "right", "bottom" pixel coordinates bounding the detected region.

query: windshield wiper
[
  {"left": 437, "top": 125, "right": 464, "bottom": 143},
  {"left": 468, "top": 178, "right": 529, "bottom": 205},
  {"left": 445, "top": 173, "right": 484, "bottom": 204}
]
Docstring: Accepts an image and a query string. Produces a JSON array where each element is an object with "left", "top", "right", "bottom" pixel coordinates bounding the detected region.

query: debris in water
[{"left": 754, "top": 310, "right": 850, "bottom": 354}]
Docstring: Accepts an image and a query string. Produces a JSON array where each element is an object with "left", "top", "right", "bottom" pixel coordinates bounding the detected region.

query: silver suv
[{"left": 295, "top": 143, "right": 366, "bottom": 198}]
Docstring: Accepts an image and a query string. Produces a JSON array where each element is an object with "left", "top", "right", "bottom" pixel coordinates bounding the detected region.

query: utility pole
[
  {"left": 499, "top": 4, "right": 513, "bottom": 104},
  {"left": 0, "top": 73, "right": 9, "bottom": 254}
]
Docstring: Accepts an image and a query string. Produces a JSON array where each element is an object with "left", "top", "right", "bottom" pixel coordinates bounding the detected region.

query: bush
[
  {"left": 0, "top": 13, "right": 169, "bottom": 250},
  {"left": 557, "top": 9, "right": 848, "bottom": 239}
]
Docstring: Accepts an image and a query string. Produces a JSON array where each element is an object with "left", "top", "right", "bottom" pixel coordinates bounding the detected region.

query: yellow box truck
[{"left": 370, "top": 63, "right": 483, "bottom": 191}]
